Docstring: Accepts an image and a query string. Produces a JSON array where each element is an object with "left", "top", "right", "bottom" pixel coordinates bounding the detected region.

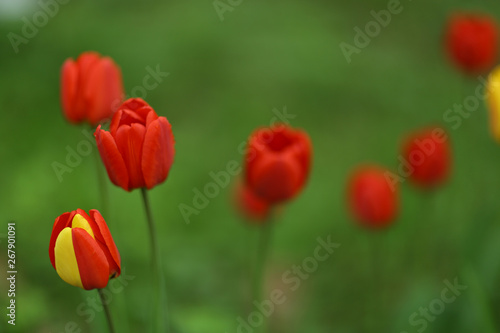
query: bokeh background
[{"left": 1, "top": 0, "right": 500, "bottom": 332}]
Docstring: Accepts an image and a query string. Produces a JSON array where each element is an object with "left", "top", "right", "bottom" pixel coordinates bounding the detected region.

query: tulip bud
[
  {"left": 61, "top": 51, "right": 124, "bottom": 125},
  {"left": 445, "top": 13, "right": 498, "bottom": 74},
  {"left": 487, "top": 65, "right": 500, "bottom": 142},
  {"left": 49, "top": 209, "right": 121, "bottom": 290},
  {"left": 401, "top": 127, "right": 451, "bottom": 189},
  {"left": 244, "top": 124, "right": 312, "bottom": 205},
  {"left": 94, "top": 98, "right": 175, "bottom": 191},
  {"left": 347, "top": 165, "right": 398, "bottom": 228}
]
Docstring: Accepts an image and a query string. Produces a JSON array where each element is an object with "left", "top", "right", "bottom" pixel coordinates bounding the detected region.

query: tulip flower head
[
  {"left": 445, "top": 13, "right": 498, "bottom": 74},
  {"left": 245, "top": 124, "right": 312, "bottom": 205},
  {"left": 49, "top": 209, "right": 120, "bottom": 290},
  {"left": 233, "top": 179, "right": 270, "bottom": 222},
  {"left": 95, "top": 98, "right": 175, "bottom": 191},
  {"left": 347, "top": 165, "right": 398, "bottom": 228},
  {"left": 401, "top": 127, "right": 451, "bottom": 189},
  {"left": 61, "top": 51, "right": 124, "bottom": 125},
  {"left": 487, "top": 65, "right": 500, "bottom": 142}
]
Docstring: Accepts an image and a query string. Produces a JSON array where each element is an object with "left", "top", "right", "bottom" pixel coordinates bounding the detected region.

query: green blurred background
[{"left": 1, "top": 0, "right": 500, "bottom": 332}]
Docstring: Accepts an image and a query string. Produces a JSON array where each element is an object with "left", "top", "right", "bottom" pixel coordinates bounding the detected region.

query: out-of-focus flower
[
  {"left": 244, "top": 124, "right": 312, "bottom": 205},
  {"left": 49, "top": 209, "right": 120, "bottom": 290},
  {"left": 233, "top": 179, "right": 270, "bottom": 222},
  {"left": 445, "top": 13, "right": 498, "bottom": 74},
  {"left": 61, "top": 51, "right": 124, "bottom": 125},
  {"left": 347, "top": 165, "right": 398, "bottom": 228},
  {"left": 401, "top": 127, "right": 451, "bottom": 188},
  {"left": 94, "top": 98, "right": 175, "bottom": 191},
  {"left": 487, "top": 65, "right": 500, "bottom": 141}
]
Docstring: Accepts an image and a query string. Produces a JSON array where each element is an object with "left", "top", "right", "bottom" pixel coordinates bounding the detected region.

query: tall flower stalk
[
  {"left": 240, "top": 123, "right": 312, "bottom": 333},
  {"left": 95, "top": 98, "right": 175, "bottom": 332}
]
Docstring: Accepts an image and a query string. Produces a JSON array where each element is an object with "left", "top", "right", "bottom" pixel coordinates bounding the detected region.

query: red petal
[
  {"left": 89, "top": 210, "right": 121, "bottom": 277},
  {"left": 74, "top": 208, "right": 104, "bottom": 240},
  {"left": 142, "top": 117, "right": 175, "bottom": 189},
  {"left": 290, "top": 130, "right": 312, "bottom": 190},
  {"left": 109, "top": 109, "right": 123, "bottom": 138},
  {"left": 72, "top": 228, "right": 109, "bottom": 290},
  {"left": 135, "top": 106, "right": 155, "bottom": 123},
  {"left": 115, "top": 123, "right": 147, "bottom": 189},
  {"left": 145, "top": 109, "right": 159, "bottom": 128},
  {"left": 119, "top": 98, "right": 150, "bottom": 112},
  {"left": 49, "top": 211, "right": 76, "bottom": 269},
  {"left": 60, "top": 59, "right": 81, "bottom": 123},
  {"left": 86, "top": 57, "right": 124, "bottom": 125},
  {"left": 74, "top": 52, "right": 100, "bottom": 123},
  {"left": 95, "top": 126, "right": 129, "bottom": 191},
  {"left": 113, "top": 109, "right": 145, "bottom": 132},
  {"left": 248, "top": 152, "right": 301, "bottom": 204}
]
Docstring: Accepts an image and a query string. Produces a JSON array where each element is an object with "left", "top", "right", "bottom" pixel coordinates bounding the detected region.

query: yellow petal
[
  {"left": 71, "top": 214, "right": 95, "bottom": 239},
  {"left": 54, "top": 227, "right": 83, "bottom": 289},
  {"left": 488, "top": 66, "right": 500, "bottom": 142}
]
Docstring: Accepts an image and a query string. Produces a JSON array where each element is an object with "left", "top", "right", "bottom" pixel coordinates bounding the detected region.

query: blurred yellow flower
[{"left": 488, "top": 66, "right": 500, "bottom": 142}]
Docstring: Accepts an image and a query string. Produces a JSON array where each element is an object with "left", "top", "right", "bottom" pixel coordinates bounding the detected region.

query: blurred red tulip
[
  {"left": 95, "top": 98, "right": 175, "bottom": 191},
  {"left": 245, "top": 124, "right": 312, "bottom": 205},
  {"left": 61, "top": 51, "right": 124, "bottom": 125},
  {"left": 401, "top": 127, "right": 451, "bottom": 188},
  {"left": 49, "top": 209, "right": 121, "bottom": 290},
  {"left": 347, "top": 165, "right": 398, "bottom": 228},
  {"left": 445, "top": 13, "right": 498, "bottom": 74},
  {"left": 233, "top": 179, "right": 270, "bottom": 222}
]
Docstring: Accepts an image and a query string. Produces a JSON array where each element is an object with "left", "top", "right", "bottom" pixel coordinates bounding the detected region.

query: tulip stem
[
  {"left": 98, "top": 288, "right": 115, "bottom": 333},
  {"left": 462, "top": 264, "right": 498, "bottom": 333},
  {"left": 140, "top": 188, "right": 168, "bottom": 333},
  {"left": 252, "top": 213, "right": 274, "bottom": 333}
]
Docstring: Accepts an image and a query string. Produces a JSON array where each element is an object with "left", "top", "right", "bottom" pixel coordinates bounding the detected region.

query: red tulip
[
  {"left": 347, "top": 165, "right": 398, "bottom": 228},
  {"left": 49, "top": 209, "right": 120, "bottom": 290},
  {"left": 94, "top": 98, "right": 175, "bottom": 191},
  {"left": 233, "top": 179, "right": 270, "bottom": 222},
  {"left": 245, "top": 124, "right": 312, "bottom": 205},
  {"left": 61, "top": 51, "right": 124, "bottom": 125},
  {"left": 401, "top": 127, "right": 451, "bottom": 188},
  {"left": 445, "top": 13, "right": 498, "bottom": 74}
]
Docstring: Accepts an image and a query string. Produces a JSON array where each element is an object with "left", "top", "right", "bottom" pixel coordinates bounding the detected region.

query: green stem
[
  {"left": 98, "top": 288, "right": 115, "bottom": 333},
  {"left": 462, "top": 264, "right": 497, "bottom": 333},
  {"left": 364, "top": 232, "right": 379, "bottom": 331},
  {"left": 252, "top": 215, "right": 274, "bottom": 333},
  {"left": 140, "top": 188, "right": 168, "bottom": 333}
]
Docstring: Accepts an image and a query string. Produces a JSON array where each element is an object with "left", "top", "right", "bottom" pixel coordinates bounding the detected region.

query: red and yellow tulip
[{"left": 49, "top": 209, "right": 121, "bottom": 290}]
